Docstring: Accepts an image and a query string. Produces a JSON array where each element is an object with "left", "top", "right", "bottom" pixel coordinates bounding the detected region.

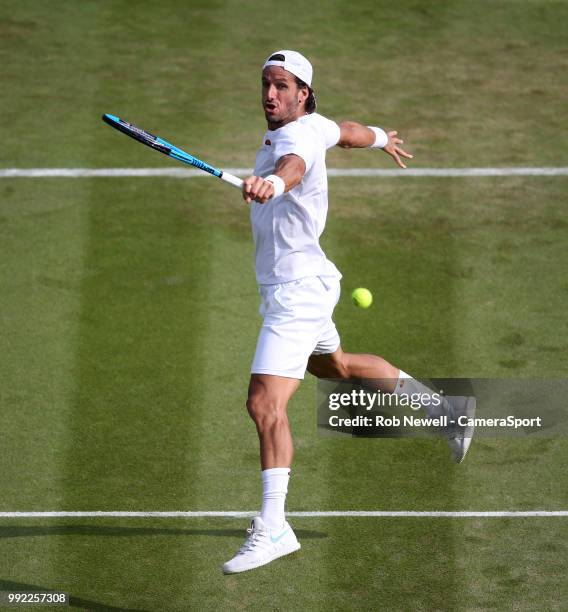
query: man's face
[{"left": 262, "top": 66, "right": 306, "bottom": 128}]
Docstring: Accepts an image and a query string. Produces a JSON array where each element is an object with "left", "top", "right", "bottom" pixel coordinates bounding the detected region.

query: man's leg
[
  {"left": 308, "top": 347, "right": 475, "bottom": 463},
  {"left": 246, "top": 373, "right": 300, "bottom": 469},
  {"left": 247, "top": 374, "right": 299, "bottom": 530},
  {"left": 308, "top": 347, "right": 399, "bottom": 391},
  {"left": 222, "top": 374, "right": 302, "bottom": 574}
]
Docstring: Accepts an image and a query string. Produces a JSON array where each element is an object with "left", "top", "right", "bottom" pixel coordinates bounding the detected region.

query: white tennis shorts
[{"left": 251, "top": 275, "right": 341, "bottom": 379}]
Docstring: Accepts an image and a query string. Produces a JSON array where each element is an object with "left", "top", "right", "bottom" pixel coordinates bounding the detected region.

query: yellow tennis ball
[{"left": 351, "top": 287, "right": 373, "bottom": 308}]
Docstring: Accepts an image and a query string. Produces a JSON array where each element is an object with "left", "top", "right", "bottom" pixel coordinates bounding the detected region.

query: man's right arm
[
  {"left": 337, "top": 121, "right": 414, "bottom": 169},
  {"left": 242, "top": 154, "right": 306, "bottom": 204}
]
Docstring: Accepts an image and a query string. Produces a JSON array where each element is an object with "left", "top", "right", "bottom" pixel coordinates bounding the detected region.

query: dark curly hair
[{"left": 294, "top": 76, "right": 317, "bottom": 114}]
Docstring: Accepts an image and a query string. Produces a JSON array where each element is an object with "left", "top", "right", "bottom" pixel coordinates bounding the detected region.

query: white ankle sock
[
  {"left": 260, "top": 467, "right": 290, "bottom": 529},
  {"left": 394, "top": 370, "right": 446, "bottom": 419}
]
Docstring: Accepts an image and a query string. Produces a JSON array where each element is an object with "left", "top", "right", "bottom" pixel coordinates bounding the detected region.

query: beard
[{"left": 263, "top": 100, "right": 302, "bottom": 127}]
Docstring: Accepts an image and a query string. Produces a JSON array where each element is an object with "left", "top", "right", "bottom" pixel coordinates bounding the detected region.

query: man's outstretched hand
[{"left": 384, "top": 131, "right": 414, "bottom": 169}]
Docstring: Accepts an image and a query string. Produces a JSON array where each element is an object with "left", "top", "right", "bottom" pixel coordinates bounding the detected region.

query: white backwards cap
[{"left": 263, "top": 50, "right": 313, "bottom": 87}]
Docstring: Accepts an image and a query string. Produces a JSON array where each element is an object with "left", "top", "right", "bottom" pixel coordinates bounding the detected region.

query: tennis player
[{"left": 223, "top": 50, "right": 474, "bottom": 574}]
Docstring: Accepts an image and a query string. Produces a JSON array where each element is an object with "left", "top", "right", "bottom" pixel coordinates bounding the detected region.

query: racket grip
[{"left": 220, "top": 171, "right": 244, "bottom": 190}]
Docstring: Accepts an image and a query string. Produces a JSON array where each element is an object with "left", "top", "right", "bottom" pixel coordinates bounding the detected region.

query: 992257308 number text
[{"left": 0, "top": 592, "right": 68, "bottom": 606}]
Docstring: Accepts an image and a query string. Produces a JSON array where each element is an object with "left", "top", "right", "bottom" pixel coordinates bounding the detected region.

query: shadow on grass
[
  {"left": 0, "top": 524, "right": 326, "bottom": 540},
  {"left": 0, "top": 578, "right": 149, "bottom": 611}
]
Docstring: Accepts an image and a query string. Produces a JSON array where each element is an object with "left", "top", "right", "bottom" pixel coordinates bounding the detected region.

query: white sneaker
[
  {"left": 444, "top": 395, "right": 476, "bottom": 463},
  {"left": 222, "top": 516, "right": 301, "bottom": 574}
]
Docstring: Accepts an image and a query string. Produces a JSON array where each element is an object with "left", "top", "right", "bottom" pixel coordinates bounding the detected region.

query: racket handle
[{"left": 220, "top": 171, "right": 244, "bottom": 190}]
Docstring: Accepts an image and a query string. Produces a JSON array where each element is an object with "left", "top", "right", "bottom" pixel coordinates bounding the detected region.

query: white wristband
[
  {"left": 367, "top": 126, "right": 389, "bottom": 149},
  {"left": 265, "top": 174, "right": 285, "bottom": 198}
]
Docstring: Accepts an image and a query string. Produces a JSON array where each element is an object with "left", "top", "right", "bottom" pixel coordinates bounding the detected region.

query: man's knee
[
  {"left": 246, "top": 392, "right": 288, "bottom": 429},
  {"left": 308, "top": 352, "right": 350, "bottom": 379},
  {"left": 328, "top": 355, "right": 350, "bottom": 379}
]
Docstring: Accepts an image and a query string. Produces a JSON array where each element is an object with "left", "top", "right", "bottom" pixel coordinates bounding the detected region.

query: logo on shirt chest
[{"left": 264, "top": 139, "right": 272, "bottom": 146}]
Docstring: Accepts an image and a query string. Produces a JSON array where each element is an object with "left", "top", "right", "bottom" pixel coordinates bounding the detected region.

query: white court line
[
  {"left": 1, "top": 167, "right": 568, "bottom": 178},
  {"left": 0, "top": 511, "right": 567, "bottom": 518}
]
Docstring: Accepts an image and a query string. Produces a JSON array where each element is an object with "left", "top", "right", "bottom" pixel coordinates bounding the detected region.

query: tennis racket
[{"left": 102, "top": 114, "right": 243, "bottom": 190}]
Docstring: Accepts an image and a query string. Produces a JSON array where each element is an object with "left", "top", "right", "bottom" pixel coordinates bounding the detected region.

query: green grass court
[{"left": 1, "top": 1, "right": 567, "bottom": 609}]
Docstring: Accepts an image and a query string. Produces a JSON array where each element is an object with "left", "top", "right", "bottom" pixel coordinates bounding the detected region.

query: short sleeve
[
  {"left": 273, "top": 126, "right": 318, "bottom": 173},
  {"left": 312, "top": 114, "right": 341, "bottom": 149}
]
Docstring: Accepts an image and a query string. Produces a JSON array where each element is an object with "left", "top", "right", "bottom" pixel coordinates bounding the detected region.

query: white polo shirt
[{"left": 250, "top": 112, "right": 342, "bottom": 285}]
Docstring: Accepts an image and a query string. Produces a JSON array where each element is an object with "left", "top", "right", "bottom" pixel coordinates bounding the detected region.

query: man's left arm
[
  {"left": 338, "top": 121, "right": 413, "bottom": 169},
  {"left": 242, "top": 154, "right": 306, "bottom": 204}
]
